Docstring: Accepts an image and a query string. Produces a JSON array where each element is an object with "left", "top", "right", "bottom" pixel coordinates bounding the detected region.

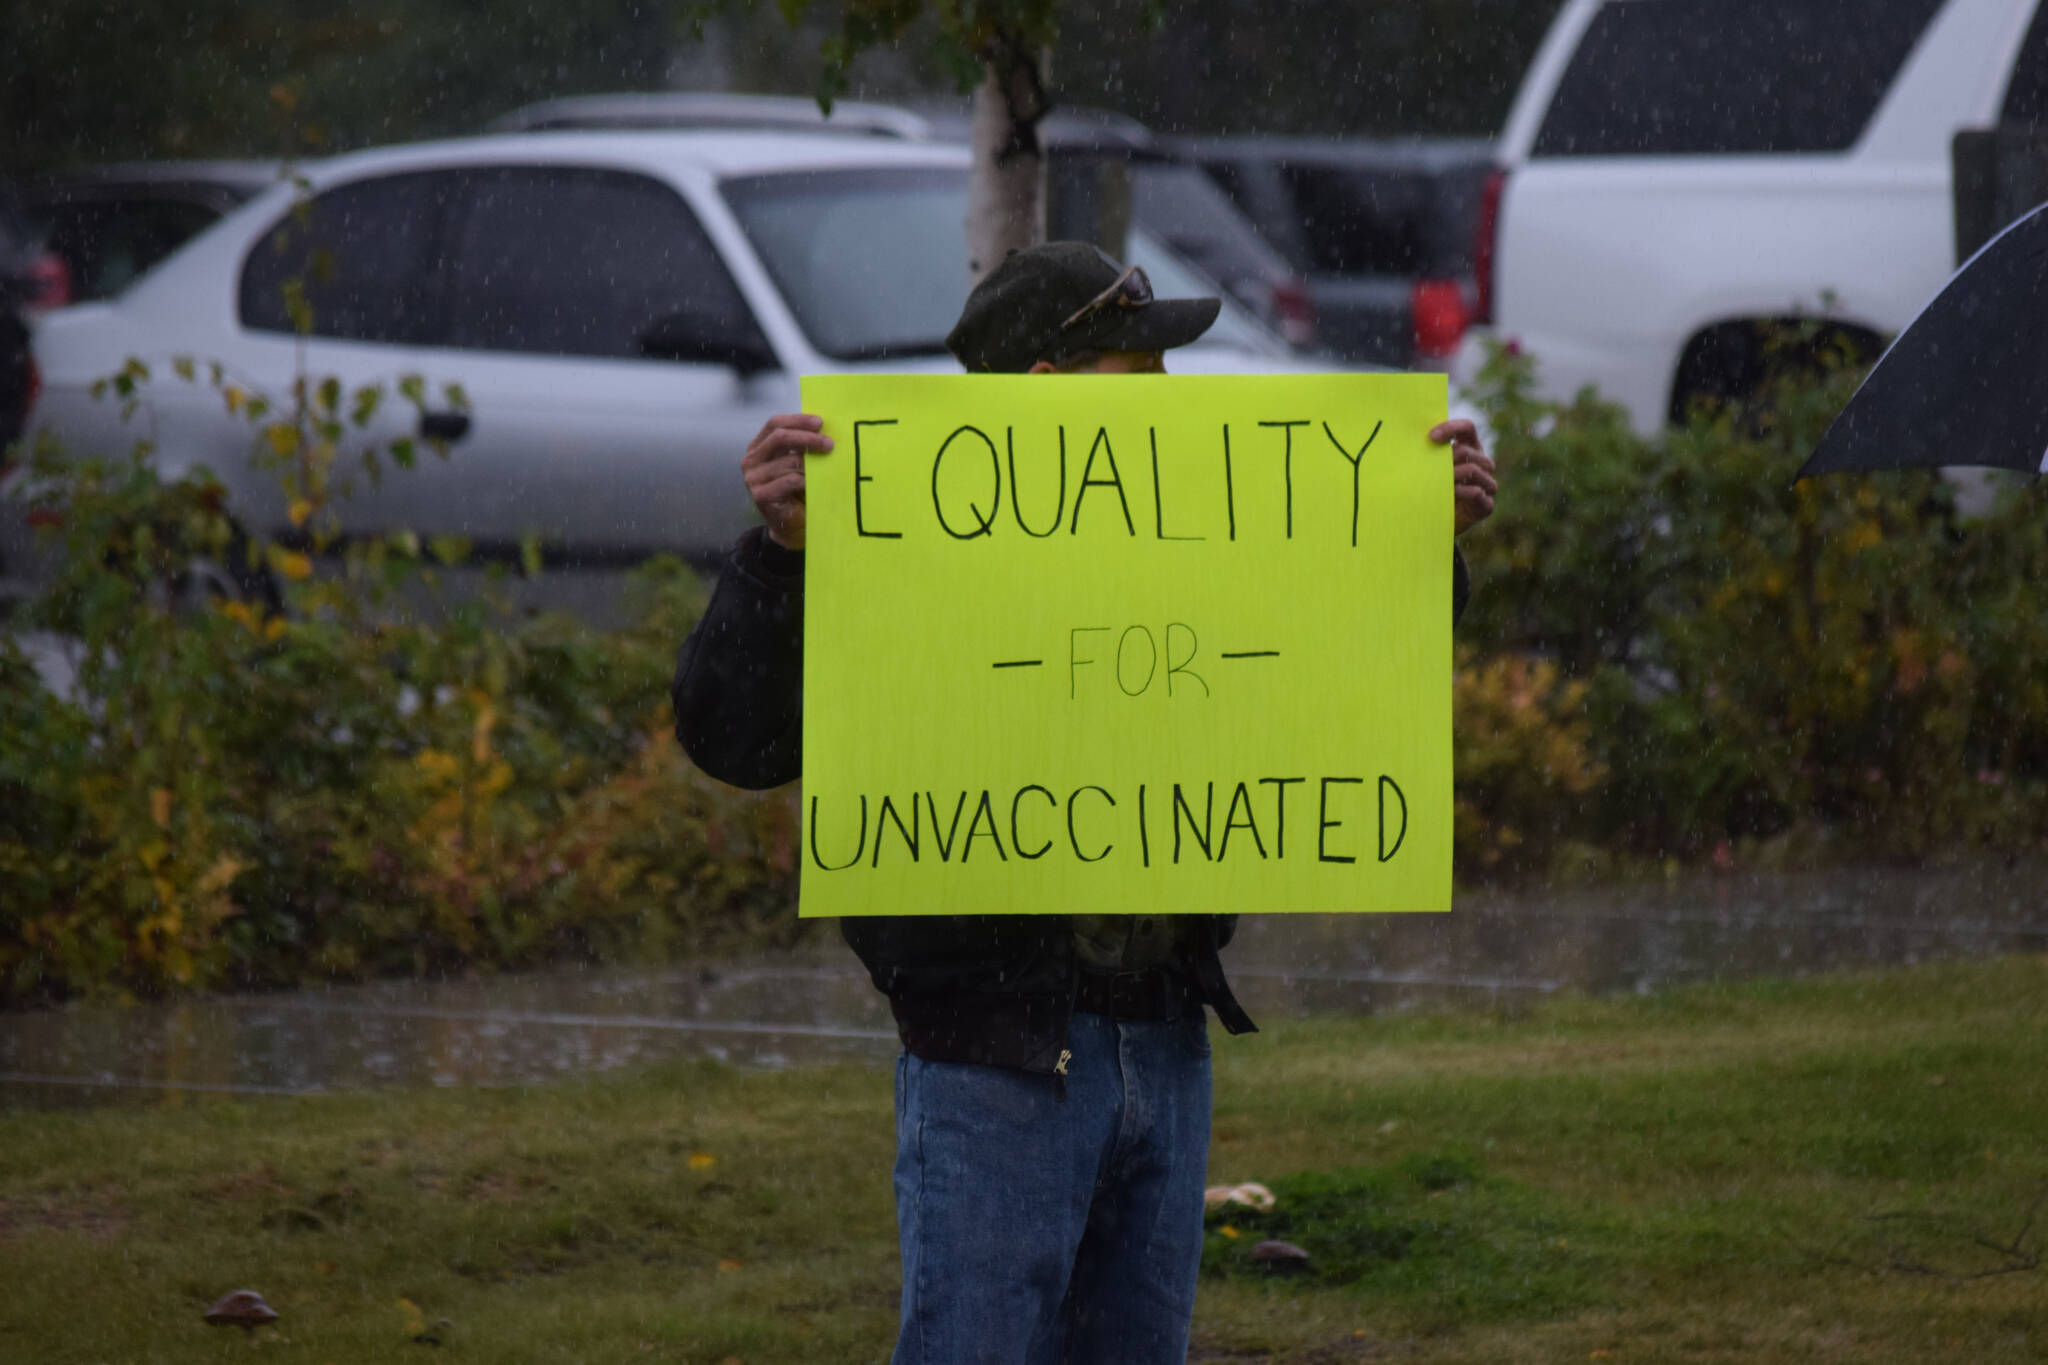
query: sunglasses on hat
[{"left": 1034, "top": 265, "right": 1155, "bottom": 363}]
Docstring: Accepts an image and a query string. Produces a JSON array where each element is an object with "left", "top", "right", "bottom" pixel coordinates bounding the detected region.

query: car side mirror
[{"left": 637, "top": 310, "right": 780, "bottom": 377}]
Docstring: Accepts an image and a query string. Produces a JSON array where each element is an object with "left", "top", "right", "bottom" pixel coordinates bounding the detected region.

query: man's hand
[
  {"left": 742, "top": 414, "right": 834, "bottom": 550},
  {"left": 1430, "top": 418, "right": 1497, "bottom": 536}
]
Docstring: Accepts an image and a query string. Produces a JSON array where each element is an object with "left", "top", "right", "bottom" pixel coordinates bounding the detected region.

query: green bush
[
  {"left": 1455, "top": 342, "right": 2048, "bottom": 870},
  {"left": 7, "top": 336, "right": 2047, "bottom": 1003},
  {"left": 0, "top": 373, "right": 801, "bottom": 1007}
]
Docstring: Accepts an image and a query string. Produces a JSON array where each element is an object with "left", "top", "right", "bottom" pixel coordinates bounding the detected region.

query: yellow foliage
[
  {"left": 1842, "top": 518, "right": 1884, "bottom": 553},
  {"left": 1454, "top": 650, "right": 1603, "bottom": 878}
]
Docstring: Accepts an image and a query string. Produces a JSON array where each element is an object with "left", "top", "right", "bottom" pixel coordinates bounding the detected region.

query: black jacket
[{"left": 673, "top": 526, "right": 1471, "bottom": 1078}]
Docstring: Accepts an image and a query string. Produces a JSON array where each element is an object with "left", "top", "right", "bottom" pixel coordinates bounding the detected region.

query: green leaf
[{"left": 351, "top": 385, "right": 383, "bottom": 427}]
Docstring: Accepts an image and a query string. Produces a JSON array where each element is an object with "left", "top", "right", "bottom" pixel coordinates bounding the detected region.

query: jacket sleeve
[
  {"left": 1453, "top": 547, "right": 1471, "bottom": 626},
  {"left": 671, "top": 526, "right": 806, "bottom": 790}
]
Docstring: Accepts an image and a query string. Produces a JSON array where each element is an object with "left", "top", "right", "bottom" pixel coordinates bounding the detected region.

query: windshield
[
  {"left": 722, "top": 167, "right": 971, "bottom": 361},
  {"left": 722, "top": 165, "right": 1281, "bottom": 362}
]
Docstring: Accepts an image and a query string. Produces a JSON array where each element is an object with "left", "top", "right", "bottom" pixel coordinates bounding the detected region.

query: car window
[
  {"left": 444, "top": 167, "right": 755, "bottom": 361},
  {"left": 1127, "top": 162, "right": 1289, "bottom": 286},
  {"left": 240, "top": 171, "right": 454, "bottom": 343},
  {"left": 2005, "top": 3, "right": 2048, "bottom": 124},
  {"left": 39, "top": 198, "right": 222, "bottom": 301},
  {"left": 723, "top": 166, "right": 1280, "bottom": 364},
  {"left": 1533, "top": 0, "right": 1947, "bottom": 157},
  {"left": 1279, "top": 165, "right": 1430, "bottom": 277},
  {"left": 723, "top": 167, "right": 973, "bottom": 361}
]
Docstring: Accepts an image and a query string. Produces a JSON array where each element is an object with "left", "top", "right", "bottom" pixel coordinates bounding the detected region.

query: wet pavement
[{"left": 2, "top": 860, "right": 2042, "bottom": 1106}]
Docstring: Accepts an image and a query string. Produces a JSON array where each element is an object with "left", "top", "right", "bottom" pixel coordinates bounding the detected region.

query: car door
[
  {"left": 406, "top": 164, "right": 781, "bottom": 567},
  {"left": 230, "top": 169, "right": 463, "bottom": 543}
]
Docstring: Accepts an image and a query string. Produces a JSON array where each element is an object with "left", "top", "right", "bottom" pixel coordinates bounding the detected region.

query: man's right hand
[{"left": 741, "top": 413, "right": 834, "bottom": 551}]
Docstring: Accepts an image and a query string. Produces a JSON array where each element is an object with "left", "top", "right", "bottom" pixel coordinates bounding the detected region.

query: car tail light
[
  {"left": 1472, "top": 167, "right": 1506, "bottom": 326},
  {"left": 1271, "top": 280, "right": 1319, "bottom": 350},
  {"left": 1411, "top": 279, "right": 1473, "bottom": 361},
  {"left": 24, "top": 253, "right": 71, "bottom": 311}
]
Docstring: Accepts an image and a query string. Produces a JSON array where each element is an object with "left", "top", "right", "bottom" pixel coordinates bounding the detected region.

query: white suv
[
  {"left": 1456, "top": 0, "right": 2048, "bottom": 431},
  {"left": 6, "top": 131, "right": 1312, "bottom": 602}
]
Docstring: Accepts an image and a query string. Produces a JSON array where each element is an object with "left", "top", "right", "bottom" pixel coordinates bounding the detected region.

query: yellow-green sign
[{"left": 798, "top": 372, "right": 1450, "bottom": 918}]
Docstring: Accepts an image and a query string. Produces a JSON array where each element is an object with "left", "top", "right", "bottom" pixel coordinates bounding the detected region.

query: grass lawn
[{"left": 2, "top": 956, "right": 2043, "bottom": 1363}]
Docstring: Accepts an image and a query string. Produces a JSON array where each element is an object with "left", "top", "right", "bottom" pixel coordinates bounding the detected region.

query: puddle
[{"left": 3, "top": 861, "right": 2042, "bottom": 1107}]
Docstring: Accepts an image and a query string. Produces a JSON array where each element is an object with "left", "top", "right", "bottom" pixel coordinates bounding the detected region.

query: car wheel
[{"left": 1668, "top": 319, "right": 1883, "bottom": 427}]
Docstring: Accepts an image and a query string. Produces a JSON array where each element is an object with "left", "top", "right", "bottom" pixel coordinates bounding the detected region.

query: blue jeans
[{"left": 890, "top": 1010, "right": 1213, "bottom": 1365}]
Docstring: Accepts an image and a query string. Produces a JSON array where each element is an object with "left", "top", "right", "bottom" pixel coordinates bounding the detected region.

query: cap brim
[{"left": 1070, "top": 297, "right": 1221, "bottom": 358}]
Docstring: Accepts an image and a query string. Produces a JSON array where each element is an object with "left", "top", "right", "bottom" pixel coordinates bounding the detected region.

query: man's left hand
[{"left": 1430, "top": 419, "right": 1497, "bottom": 536}]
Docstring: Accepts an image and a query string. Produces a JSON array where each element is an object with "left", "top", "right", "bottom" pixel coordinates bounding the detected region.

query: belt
[{"left": 1073, "top": 968, "right": 1201, "bottom": 1022}]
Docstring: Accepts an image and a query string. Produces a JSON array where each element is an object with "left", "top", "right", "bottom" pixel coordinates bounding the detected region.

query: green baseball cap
[{"left": 945, "top": 241, "right": 1222, "bottom": 374}]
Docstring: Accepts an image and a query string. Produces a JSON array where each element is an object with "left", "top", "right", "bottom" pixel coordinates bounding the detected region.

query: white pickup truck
[{"left": 1455, "top": 0, "right": 2048, "bottom": 432}]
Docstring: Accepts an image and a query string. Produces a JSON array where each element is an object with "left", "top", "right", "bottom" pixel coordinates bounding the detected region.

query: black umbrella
[{"left": 1797, "top": 200, "right": 2048, "bottom": 479}]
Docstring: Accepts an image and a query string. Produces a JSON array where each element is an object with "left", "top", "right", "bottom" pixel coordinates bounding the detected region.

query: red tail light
[
  {"left": 24, "top": 253, "right": 71, "bottom": 311},
  {"left": 1270, "top": 280, "right": 1319, "bottom": 350},
  {"left": 1472, "top": 168, "right": 1506, "bottom": 326},
  {"left": 1411, "top": 279, "right": 1473, "bottom": 361}
]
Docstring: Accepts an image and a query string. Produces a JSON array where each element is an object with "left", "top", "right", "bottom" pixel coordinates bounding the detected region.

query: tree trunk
[{"left": 966, "top": 46, "right": 1049, "bottom": 282}]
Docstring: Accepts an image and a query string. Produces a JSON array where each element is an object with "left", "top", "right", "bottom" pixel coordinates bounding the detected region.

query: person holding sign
[{"left": 673, "top": 243, "right": 1496, "bottom": 1365}]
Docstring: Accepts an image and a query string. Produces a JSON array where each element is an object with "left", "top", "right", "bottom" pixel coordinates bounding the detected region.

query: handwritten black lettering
[
  {"left": 1318, "top": 776, "right": 1364, "bottom": 864},
  {"left": 1138, "top": 782, "right": 1151, "bottom": 868},
  {"left": 1068, "top": 785, "right": 1116, "bottom": 863},
  {"left": 809, "top": 794, "right": 868, "bottom": 871},
  {"left": 1221, "top": 424, "right": 1237, "bottom": 542},
  {"left": 1008, "top": 425, "right": 1066, "bottom": 538},
  {"left": 931, "top": 425, "right": 1000, "bottom": 540},
  {"left": 1260, "top": 777, "right": 1305, "bottom": 859},
  {"left": 1258, "top": 420, "right": 1309, "bottom": 539},
  {"left": 1116, "top": 625, "right": 1157, "bottom": 697},
  {"left": 962, "top": 790, "right": 1007, "bottom": 862},
  {"left": 1012, "top": 785, "right": 1056, "bottom": 859},
  {"left": 852, "top": 419, "right": 902, "bottom": 539},
  {"left": 1069, "top": 626, "right": 1109, "bottom": 700},
  {"left": 1322, "top": 419, "right": 1383, "bottom": 549},
  {"left": 1070, "top": 427, "right": 1135, "bottom": 537},
  {"left": 926, "top": 791, "right": 970, "bottom": 862},
  {"left": 1165, "top": 623, "right": 1208, "bottom": 698},
  {"left": 1172, "top": 782, "right": 1215, "bottom": 863},
  {"left": 1150, "top": 428, "right": 1202, "bottom": 541},
  {"left": 1218, "top": 781, "right": 1267, "bottom": 861},
  {"left": 1378, "top": 775, "right": 1408, "bottom": 862},
  {"left": 873, "top": 793, "right": 919, "bottom": 867}
]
